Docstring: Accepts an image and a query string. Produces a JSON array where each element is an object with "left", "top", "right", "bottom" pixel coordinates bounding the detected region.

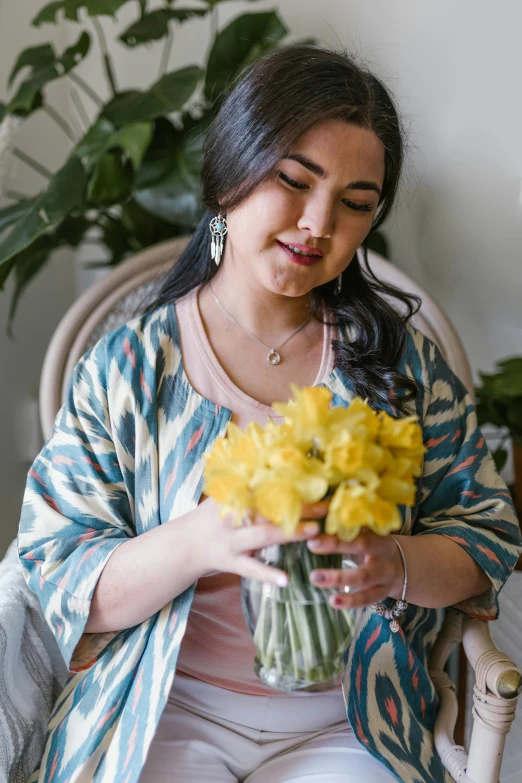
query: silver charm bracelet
[{"left": 370, "top": 537, "right": 408, "bottom": 633}]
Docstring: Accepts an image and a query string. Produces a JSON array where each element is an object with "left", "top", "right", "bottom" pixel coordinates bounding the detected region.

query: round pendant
[
  {"left": 390, "top": 620, "right": 400, "bottom": 633},
  {"left": 267, "top": 350, "right": 281, "bottom": 365}
]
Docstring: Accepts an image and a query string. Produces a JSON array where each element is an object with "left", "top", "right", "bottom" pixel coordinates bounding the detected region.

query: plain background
[{"left": 1, "top": 0, "right": 521, "bottom": 558}]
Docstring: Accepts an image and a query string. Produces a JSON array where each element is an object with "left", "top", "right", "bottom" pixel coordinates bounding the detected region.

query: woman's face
[{"left": 222, "top": 119, "right": 386, "bottom": 297}]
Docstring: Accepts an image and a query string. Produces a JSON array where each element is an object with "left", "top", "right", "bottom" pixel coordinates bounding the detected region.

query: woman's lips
[{"left": 276, "top": 240, "right": 323, "bottom": 266}]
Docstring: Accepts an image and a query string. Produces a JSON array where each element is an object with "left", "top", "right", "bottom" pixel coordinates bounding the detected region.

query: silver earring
[
  {"left": 335, "top": 273, "right": 342, "bottom": 295},
  {"left": 209, "top": 212, "right": 228, "bottom": 266}
]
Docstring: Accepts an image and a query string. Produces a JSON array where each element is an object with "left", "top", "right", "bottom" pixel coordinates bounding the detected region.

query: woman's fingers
[
  {"left": 232, "top": 520, "right": 320, "bottom": 553},
  {"left": 328, "top": 584, "right": 390, "bottom": 610},
  {"left": 300, "top": 500, "right": 331, "bottom": 520},
  {"left": 307, "top": 528, "right": 391, "bottom": 556},
  {"left": 233, "top": 555, "right": 288, "bottom": 587},
  {"left": 310, "top": 559, "right": 395, "bottom": 591}
]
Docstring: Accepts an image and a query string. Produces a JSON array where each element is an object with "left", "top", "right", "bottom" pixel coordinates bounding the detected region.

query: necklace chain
[{"left": 208, "top": 281, "right": 312, "bottom": 365}]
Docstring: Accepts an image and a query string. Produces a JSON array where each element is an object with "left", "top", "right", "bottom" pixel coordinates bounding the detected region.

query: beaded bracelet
[{"left": 370, "top": 536, "right": 408, "bottom": 633}]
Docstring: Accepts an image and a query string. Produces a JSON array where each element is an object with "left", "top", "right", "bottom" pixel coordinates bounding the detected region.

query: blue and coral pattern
[{"left": 18, "top": 302, "right": 522, "bottom": 783}]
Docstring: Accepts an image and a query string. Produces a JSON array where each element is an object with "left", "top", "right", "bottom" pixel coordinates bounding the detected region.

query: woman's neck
[{"left": 204, "top": 267, "right": 314, "bottom": 344}]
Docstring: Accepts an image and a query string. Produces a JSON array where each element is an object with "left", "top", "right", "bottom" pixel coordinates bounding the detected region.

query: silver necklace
[{"left": 208, "top": 282, "right": 312, "bottom": 365}]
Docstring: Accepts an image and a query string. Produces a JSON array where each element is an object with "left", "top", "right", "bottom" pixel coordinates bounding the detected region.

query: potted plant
[
  {"left": 0, "top": 0, "right": 312, "bottom": 335},
  {"left": 0, "top": 1, "right": 389, "bottom": 338},
  {"left": 475, "top": 356, "right": 522, "bottom": 512}
]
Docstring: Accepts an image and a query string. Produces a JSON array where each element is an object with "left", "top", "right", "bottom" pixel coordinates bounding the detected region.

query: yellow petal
[{"left": 253, "top": 479, "right": 302, "bottom": 534}]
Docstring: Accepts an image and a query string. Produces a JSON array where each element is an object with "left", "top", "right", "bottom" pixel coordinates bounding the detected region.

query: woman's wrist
[{"left": 387, "top": 535, "right": 407, "bottom": 600}]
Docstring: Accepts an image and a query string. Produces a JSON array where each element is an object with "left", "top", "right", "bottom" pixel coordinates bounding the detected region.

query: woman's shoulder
[
  {"left": 400, "top": 322, "right": 466, "bottom": 391},
  {"left": 86, "top": 300, "right": 181, "bottom": 368}
]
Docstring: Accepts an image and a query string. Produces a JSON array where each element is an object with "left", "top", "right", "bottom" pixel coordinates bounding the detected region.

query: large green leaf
[
  {"left": 0, "top": 156, "right": 87, "bottom": 277},
  {"left": 74, "top": 117, "right": 153, "bottom": 171},
  {"left": 134, "top": 117, "right": 179, "bottom": 190},
  {"left": 121, "top": 199, "right": 178, "bottom": 249},
  {"left": 5, "top": 214, "right": 92, "bottom": 334},
  {"left": 204, "top": 11, "right": 287, "bottom": 103},
  {"left": 134, "top": 112, "right": 210, "bottom": 227},
  {"left": 492, "top": 447, "right": 508, "bottom": 472},
  {"left": 120, "top": 8, "right": 208, "bottom": 47},
  {"left": 7, "top": 32, "right": 90, "bottom": 116},
  {"left": 134, "top": 162, "right": 201, "bottom": 227},
  {"left": 109, "top": 123, "right": 154, "bottom": 169},
  {"left": 33, "top": 0, "right": 130, "bottom": 26},
  {"left": 134, "top": 143, "right": 202, "bottom": 227},
  {"left": 8, "top": 43, "right": 55, "bottom": 87},
  {"left": 87, "top": 152, "right": 133, "bottom": 205},
  {"left": 506, "top": 404, "right": 522, "bottom": 438},
  {"left": 0, "top": 199, "right": 37, "bottom": 235},
  {"left": 102, "top": 66, "right": 203, "bottom": 125},
  {"left": 7, "top": 237, "right": 54, "bottom": 334}
]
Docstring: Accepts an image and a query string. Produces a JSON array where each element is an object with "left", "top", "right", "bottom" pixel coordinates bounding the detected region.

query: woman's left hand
[{"left": 307, "top": 527, "right": 404, "bottom": 610}]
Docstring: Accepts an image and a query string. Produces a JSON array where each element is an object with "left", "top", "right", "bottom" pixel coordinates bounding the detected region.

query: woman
[{"left": 18, "top": 44, "right": 521, "bottom": 783}]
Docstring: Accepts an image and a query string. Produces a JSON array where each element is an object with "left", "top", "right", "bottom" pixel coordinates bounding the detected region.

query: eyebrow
[{"left": 282, "top": 153, "right": 382, "bottom": 197}]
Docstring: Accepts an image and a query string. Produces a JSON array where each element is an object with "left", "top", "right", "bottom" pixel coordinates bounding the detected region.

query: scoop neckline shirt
[
  {"left": 171, "top": 285, "right": 340, "bottom": 697},
  {"left": 173, "top": 284, "right": 338, "bottom": 425}
]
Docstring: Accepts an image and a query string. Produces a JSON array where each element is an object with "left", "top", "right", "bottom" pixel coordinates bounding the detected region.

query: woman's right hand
[{"left": 192, "top": 494, "right": 330, "bottom": 586}]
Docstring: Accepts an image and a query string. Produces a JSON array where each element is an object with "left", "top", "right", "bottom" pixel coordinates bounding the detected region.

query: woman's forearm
[
  {"left": 388, "top": 533, "right": 492, "bottom": 609},
  {"left": 84, "top": 511, "right": 205, "bottom": 633}
]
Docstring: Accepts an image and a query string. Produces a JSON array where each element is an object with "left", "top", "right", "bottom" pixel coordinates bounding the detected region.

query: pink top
[{"left": 173, "top": 285, "right": 340, "bottom": 696}]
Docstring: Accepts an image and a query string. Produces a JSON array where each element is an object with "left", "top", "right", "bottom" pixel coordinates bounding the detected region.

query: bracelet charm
[{"left": 370, "top": 538, "right": 408, "bottom": 633}]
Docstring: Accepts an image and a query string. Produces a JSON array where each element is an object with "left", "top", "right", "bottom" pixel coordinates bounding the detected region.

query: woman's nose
[{"left": 296, "top": 198, "right": 334, "bottom": 239}]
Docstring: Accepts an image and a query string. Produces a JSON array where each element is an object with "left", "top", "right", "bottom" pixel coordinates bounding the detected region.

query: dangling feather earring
[{"left": 209, "top": 213, "right": 228, "bottom": 266}]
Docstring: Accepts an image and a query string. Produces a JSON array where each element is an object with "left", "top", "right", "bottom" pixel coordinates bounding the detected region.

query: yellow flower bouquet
[{"left": 203, "top": 384, "right": 425, "bottom": 692}]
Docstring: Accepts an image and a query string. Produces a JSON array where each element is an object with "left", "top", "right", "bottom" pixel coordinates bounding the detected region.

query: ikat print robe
[{"left": 17, "top": 301, "right": 522, "bottom": 783}]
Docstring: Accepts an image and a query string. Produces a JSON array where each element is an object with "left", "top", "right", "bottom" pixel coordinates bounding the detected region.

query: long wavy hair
[{"left": 142, "top": 43, "right": 422, "bottom": 411}]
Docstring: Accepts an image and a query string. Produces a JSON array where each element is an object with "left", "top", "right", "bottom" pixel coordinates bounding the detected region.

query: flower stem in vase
[{"left": 242, "top": 511, "right": 359, "bottom": 692}]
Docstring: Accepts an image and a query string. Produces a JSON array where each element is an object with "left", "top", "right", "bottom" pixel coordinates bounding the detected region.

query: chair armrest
[
  {"left": 462, "top": 616, "right": 522, "bottom": 698},
  {"left": 429, "top": 609, "right": 522, "bottom": 783},
  {"left": 462, "top": 616, "right": 521, "bottom": 783}
]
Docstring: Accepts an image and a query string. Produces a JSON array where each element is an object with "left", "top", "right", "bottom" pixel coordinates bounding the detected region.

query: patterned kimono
[{"left": 18, "top": 301, "right": 522, "bottom": 783}]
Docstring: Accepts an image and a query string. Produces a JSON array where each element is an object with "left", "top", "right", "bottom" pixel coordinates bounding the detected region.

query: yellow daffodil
[
  {"left": 202, "top": 467, "right": 252, "bottom": 523},
  {"left": 378, "top": 411, "right": 425, "bottom": 457},
  {"left": 271, "top": 383, "right": 332, "bottom": 450},
  {"left": 203, "top": 386, "right": 424, "bottom": 537},
  {"left": 326, "top": 397, "right": 380, "bottom": 444},
  {"left": 253, "top": 477, "right": 305, "bottom": 535},
  {"left": 326, "top": 482, "right": 402, "bottom": 541}
]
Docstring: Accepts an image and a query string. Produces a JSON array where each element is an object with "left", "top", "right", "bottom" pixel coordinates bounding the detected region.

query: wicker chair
[{"left": 18, "top": 239, "right": 522, "bottom": 781}]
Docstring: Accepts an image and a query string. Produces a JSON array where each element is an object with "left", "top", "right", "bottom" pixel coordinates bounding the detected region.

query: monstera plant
[
  {"left": 475, "top": 357, "right": 522, "bottom": 511},
  {"left": 0, "top": 0, "right": 388, "bottom": 336}
]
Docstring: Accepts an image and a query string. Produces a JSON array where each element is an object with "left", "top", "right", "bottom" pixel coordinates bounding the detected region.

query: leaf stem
[
  {"left": 159, "top": 31, "right": 174, "bottom": 77},
  {"left": 12, "top": 148, "right": 52, "bottom": 179},
  {"left": 42, "top": 104, "right": 77, "bottom": 143},
  {"left": 69, "top": 73, "right": 104, "bottom": 108},
  {"left": 5, "top": 189, "right": 30, "bottom": 201},
  {"left": 70, "top": 88, "right": 90, "bottom": 131},
  {"left": 92, "top": 18, "right": 118, "bottom": 96}
]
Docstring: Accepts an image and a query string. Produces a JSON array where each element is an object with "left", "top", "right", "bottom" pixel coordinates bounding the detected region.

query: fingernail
[
  {"left": 277, "top": 574, "right": 288, "bottom": 587},
  {"left": 307, "top": 539, "right": 321, "bottom": 549},
  {"left": 311, "top": 571, "right": 325, "bottom": 584},
  {"left": 304, "top": 523, "right": 319, "bottom": 535}
]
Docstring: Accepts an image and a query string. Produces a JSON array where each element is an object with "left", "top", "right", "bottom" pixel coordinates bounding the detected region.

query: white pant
[{"left": 139, "top": 674, "right": 396, "bottom": 782}]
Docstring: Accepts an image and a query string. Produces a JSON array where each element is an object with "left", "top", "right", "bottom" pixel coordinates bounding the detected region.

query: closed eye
[{"left": 276, "top": 170, "right": 374, "bottom": 213}]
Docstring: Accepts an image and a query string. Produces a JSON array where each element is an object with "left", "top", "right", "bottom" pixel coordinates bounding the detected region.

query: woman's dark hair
[{"left": 142, "top": 43, "right": 422, "bottom": 411}]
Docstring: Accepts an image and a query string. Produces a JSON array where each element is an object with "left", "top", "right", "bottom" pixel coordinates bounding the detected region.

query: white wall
[
  {"left": 1, "top": 0, "right": 521, "bottom": 555},
  {"left": 73, "top": 0, "right": 522, "bottom": 376}
]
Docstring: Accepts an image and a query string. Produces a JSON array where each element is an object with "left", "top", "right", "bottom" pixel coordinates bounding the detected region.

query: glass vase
[{"left": 240, "top": 541, "right": 362, "bottom": 694}]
